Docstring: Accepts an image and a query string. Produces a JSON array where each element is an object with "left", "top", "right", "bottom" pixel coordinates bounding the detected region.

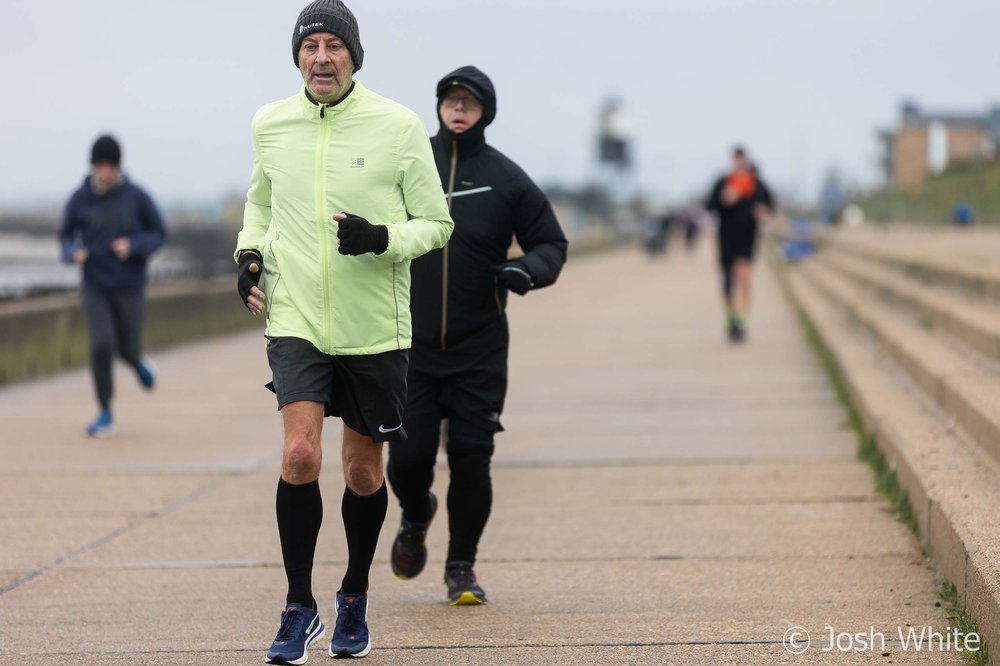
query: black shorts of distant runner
[{"left": 718, "top": 222, "right": 758, "bottom": 271}]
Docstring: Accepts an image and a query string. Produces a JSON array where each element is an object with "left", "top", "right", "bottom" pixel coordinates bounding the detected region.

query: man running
[
  {"left": 705, "top": 147, "right": 774, "bottom": 342},
  {"left": 235, "top": 1, "right": 452, "bottom": 661},
  {"left": 59, "top": 134, "right": 165, "bottom": 437},
  {"left": 386, "top": 66, "right": 567, "bottom": 605}
]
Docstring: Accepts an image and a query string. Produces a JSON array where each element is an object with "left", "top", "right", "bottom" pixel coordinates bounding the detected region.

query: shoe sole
[
  {"left": 449, "top": 591, "right": 487, "bottom": 606},
  {"left": 390, "top": 493, "right": 438, "bottom": 580},
  {"left": 329, "top": 636, "right": 372, "bottom": 658},
  {"left": 264, "top": 623, "right": 325, "bottom": 665},
  {"left": 86, "top": 426, "right": 116, "bottom": 439}
]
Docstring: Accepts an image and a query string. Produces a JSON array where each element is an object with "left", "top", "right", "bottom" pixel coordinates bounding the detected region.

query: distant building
[{"left": 879, "top": 100, "right": 1000, "bottom": 194}]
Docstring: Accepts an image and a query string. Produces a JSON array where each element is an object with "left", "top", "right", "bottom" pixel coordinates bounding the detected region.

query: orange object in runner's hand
[{"left": 726, "top": 172, "right": 756, "bottom": 199}]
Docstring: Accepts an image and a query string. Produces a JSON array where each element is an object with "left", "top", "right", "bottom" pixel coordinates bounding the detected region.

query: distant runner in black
[
  {"left": 705, "top": 147, "right": 774, "bottom": 342},
  {"left": 387, "top": 65, "right": 567, "bottom": 605}
]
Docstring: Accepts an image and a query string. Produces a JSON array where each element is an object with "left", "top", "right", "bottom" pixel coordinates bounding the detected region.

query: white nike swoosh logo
[{"left": 378, "top": 423, "right": 403, "bottom": 433}]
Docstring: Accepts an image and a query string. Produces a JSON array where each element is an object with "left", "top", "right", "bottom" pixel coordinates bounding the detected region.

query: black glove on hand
[
  {"left": 237, "top": 250, "right": 263, "bottom": 309},
  {"left": 337, "top": 214, "right": 389, "bottom": 256},
  {"left": 497, "top": 261, "right": 534, "bottom": 295}
]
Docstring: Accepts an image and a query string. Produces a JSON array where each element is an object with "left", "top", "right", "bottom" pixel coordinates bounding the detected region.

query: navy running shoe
[
  {"left": 136, "top": 356, "right": 157, "bottom": 390},
  {"left": 85, "top": 408, "right": 115, "bottom": 438},
  {"left": 444, "top": 562, "right": 487, "bottom": 605},
  {"left": 329, "top": 593, "right": 371, "bottom": 658},
  {"left": 265, "top": 603, "right": 325, "bottom": 665},
  {"left": 390, "top": 492, "right": 437, "bottom": 579}
]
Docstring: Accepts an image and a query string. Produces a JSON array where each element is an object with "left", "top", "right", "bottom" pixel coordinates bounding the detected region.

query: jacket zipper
[
  {"left": 317, "top": 104, "right": 333, "bottom": 350},
  {"left": 441, "top": 140, "right": 458, "bottom": 349}
]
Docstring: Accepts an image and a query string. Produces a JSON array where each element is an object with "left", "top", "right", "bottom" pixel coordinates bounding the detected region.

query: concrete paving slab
[
  {"left": 0, "top": 335, "right": 282, "bottom": 474},
  {"left": 0, "top": 472, "right": 218, "bottom": 518},
  {"left": 359, "top": 644, "right": 963, "bottom": 666},
  {"left": 489, "top": 461, "right": 878, "bottom": 503},
  {"left": 69, "top": 462, "right": 898, "bottom": 569},
  {"left": 0, "top": 645, "right": 965, "bottom": 666},
  {"left": 0, "top": 557, "right": 952, "bottom": 656},
  {"left": 1, "top": 515, "right": 134, "bottom": 571},
  {"left": 0, "top": 571, "right": 29, "bottom": 590},
  {"left": 69, "top": 494, "right": 910, "bottom": 568}
]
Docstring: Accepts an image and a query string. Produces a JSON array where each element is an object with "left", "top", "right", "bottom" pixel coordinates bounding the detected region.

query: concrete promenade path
[{"left": 0, "top": 244, "right": 964, "bottom": 664}]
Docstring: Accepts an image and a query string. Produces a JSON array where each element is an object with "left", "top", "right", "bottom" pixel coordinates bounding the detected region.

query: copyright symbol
[{"left": 783, "top": 626, "right": 810, "bottom": 654}]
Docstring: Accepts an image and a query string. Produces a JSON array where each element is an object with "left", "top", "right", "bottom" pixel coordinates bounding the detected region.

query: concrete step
[
  {"left": 774, "top": 256, "right": 1000, "bottom": 656},
  {"left": 816, "top": 248, "right": 1000, "bottom": 362},
  {"left": 796, "top": 258, "right": 1000, "bottom": 468},
  {"left": 819, "top": 231, "right": 1000, "bottom": 302}
]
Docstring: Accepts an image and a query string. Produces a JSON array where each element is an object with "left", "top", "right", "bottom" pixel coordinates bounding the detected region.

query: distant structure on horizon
[{"left": 879, "top": 100, "right": 1000, "bottom": 194}]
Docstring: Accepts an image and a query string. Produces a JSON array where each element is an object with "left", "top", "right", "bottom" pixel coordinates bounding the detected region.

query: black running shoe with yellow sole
[
  {"left": 444, "top": 562, "right": 487, "bottom": 605},
  {"left": 390, "top": 492, "right": 437, "bottom": 579}
]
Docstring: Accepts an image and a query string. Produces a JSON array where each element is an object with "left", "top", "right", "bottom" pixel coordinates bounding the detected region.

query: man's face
[
  {"left": 298, "top": 33, "right": 354, "bottom": 102},
  {"left": 732, "top": 153, "right": 750, "bottom": 173},
  {"left": 91, "top": 163, "right": 120, "bottom": 191},
  {"left": 439, "top": 85, "right": 484, "bottom": 134}
]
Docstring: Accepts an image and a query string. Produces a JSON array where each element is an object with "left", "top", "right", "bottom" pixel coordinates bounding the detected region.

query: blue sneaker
[
  {"left": 329, "top": 593, "right": 371, "bottom": 658},
  {"left": 85, "top": 409, "right": 115, "bottom": 438},
  {"left": 265, "top": 603, "right": 325, "bottom": 665},
  {"left": 136, "top": 356, "right": 156, "bottom": 390}
]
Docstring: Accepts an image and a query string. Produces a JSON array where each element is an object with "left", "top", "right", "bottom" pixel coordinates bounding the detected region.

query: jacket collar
[
  {"left": 435, "top": 120, "right": 487, "bottom": 158},
  {"left": 299, "top": 80, "right": 362, "bottom": 119}
]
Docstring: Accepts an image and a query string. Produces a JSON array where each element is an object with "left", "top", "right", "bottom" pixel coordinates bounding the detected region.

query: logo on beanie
[{"left": 299, "top": 22, "right": 326, "bottom": 34}]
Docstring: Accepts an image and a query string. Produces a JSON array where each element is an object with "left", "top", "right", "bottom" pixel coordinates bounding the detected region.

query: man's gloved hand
[
  {"left": 336, "top": 213, "right": 389, "bottom": 256},
  {"left": 497, "top": 261, "right": 534, "bottom": 295},
  {"left": 237, "top": 250, "right": 263, "bottom": 311}
]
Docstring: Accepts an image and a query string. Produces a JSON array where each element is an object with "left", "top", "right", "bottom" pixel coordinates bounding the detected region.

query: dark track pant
[
  {"left": 82, "top": 284, "right": 145, "bottom": 409},
  {"left": 388, "top": 325, "right": 508, "bottom": 565}
]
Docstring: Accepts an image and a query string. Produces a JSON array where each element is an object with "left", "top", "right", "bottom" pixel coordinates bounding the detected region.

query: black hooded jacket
[{"left": 410, "top": 66, "right": 568, "bottom": 349}]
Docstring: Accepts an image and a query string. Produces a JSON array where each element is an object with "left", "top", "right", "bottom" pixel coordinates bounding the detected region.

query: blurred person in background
[
  {"left": 706, "top": 147, "right": 774, "bottom": 342},
  {"left": 58, "top": 134, "right": 166, "bottom": 437}
]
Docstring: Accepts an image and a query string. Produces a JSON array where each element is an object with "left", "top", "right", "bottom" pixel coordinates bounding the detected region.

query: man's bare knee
[
  {"left": 283, "top": 435, "right": 321, "bottom": 484},
  {"left": 280, "top": 401, "right": 324, "bottom": 484},
  {"left": 341, "top": 426, "right": 384, "bottom": 494},
  {"left": 344, "top": 461, "right": 382, "bottom": 495}
]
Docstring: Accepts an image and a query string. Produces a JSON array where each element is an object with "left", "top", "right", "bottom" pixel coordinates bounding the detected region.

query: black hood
[{"left": 435, "top": 65, "right": 496, "bottom": 154}]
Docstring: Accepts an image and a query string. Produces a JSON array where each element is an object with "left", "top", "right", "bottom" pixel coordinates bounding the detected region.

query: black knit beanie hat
[
  {"left": 90, "top": 135, "right": 121, "bottom": 166},
  {"left": 292, "top": 0, "right": 364, "bottom": 72}
]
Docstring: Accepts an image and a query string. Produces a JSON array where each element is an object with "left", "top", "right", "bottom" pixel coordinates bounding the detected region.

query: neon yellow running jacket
[{"left": 236, "top": 81, "right": 453, "bottom": 355}]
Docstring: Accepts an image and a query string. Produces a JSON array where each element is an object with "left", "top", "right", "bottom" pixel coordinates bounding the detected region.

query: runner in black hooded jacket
[{"left": 387, "top": 65, "right": 567, "bottom": 605}]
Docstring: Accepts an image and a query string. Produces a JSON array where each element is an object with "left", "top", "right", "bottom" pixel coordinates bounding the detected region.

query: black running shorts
[
  {"left": 718, "top": 221, "right": 758, "bottom": 270},
  {"left": 265, "top": 336, "right": 409, "bottom": 443}
]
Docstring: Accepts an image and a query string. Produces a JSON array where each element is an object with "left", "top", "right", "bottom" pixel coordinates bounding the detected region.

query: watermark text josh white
[{"left": 782, "top": 625, "right": 981, "bottom": 654}]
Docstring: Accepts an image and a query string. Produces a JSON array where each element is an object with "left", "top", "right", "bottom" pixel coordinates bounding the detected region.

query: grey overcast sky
[{"left": 3, "top": 0, "right": 998, "bottom": 210}]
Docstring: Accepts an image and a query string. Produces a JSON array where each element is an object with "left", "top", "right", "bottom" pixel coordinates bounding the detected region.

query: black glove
[
  {"left": 497, "top": 261, "right": 534, "bottom": 295},
  {"left": 237, "top": 250, "right": 263, "bottom": 310},
  {"left": 337, "top": 214, "right": 389, "bottom": 256}
]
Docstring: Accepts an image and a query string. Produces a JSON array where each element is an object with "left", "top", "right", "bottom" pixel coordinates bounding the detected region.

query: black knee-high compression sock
[
  {"left": 276, "top": 478, "right": 323, "bottom": 606},
  {"left": 340, "top": 482, "right": 388, "bottom": 594}
]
